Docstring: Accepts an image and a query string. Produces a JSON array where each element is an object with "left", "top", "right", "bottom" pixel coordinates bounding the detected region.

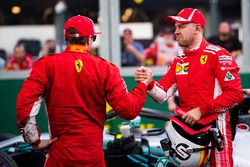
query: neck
[
  {"left": 67, "top": 44, "right": 89, "bottom": 54},
  {"left": 186, "top": 34, "right": 203, "bottom": 50}
]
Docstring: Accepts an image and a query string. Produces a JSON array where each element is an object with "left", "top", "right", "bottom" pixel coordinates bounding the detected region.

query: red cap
[
  {"left": 64, "top": 15, "right": 101, "bottom": 37},
  {"left": 165, "top": 8, "right": 205, "bottom": 28}
]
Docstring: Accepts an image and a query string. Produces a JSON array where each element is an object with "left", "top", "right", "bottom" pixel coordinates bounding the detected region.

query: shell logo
[{"left": 176, "top": 64, "right": 182, "bottom": 73}]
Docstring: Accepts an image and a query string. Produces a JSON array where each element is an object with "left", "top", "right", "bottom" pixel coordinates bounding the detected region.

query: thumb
[
  {"left": 140, "top": 66, "right": 146, "bottom": 71},
  {"left": 49, "top": 137, "right": 58, "bottom": 144},
  {"left": 181, "top": 113, "right": 187, "bottom": 120}
]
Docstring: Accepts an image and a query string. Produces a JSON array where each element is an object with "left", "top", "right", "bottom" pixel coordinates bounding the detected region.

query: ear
[
  {"left": 194, "top": 24, "right": 201, "bottom": 35},
  {"left": 87, "top": 36, "right": 92, "bottom": 45},
  {"left": 196, "top": 25, "right": 202, "bottom": 32}
]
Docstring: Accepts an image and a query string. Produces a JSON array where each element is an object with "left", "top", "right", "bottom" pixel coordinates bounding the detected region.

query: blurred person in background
[
  {"left": 208, "top": 21, "right": 242, "bottom": 59},
  {"left": 121, "top": 28, "right": 145, "bottom": 66},
  {"left": 16, "top": 15, "right": 152, "bottom": 167},
  {"left": 6, "top": 44, "right": 33, "bottom": 70},
  {"left": 0, "top": 49, "right": 7, "bottom": 71},
  {"left": 38, "top": 39, "right": 56, "bottom": 58},
  {"left": 145, "top": 27, "right": 179, "bottom": 66}
]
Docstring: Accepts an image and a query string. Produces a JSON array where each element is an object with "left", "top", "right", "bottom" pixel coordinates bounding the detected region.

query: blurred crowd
[
  {"left": 0, "top": 39, "right": 56, "bottom": 71},
  {"left": 0, "top": 21, "right": 242, "bottom": 71}
]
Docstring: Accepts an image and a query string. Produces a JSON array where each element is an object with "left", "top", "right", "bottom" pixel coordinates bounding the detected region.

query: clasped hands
[
  {"left": 134, "top": 66, "right": 202, "bottom": 125},
  {"left": 134, "top": 66, "right": 153, "bottom": 86}
]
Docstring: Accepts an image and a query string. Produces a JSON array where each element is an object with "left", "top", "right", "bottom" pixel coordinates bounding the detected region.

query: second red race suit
[
  {"left": 16, "top": 44, "right": 147, "bottom": 167},
  {"left": 147, "top": 39, "right": 244, "bottom": 167}
]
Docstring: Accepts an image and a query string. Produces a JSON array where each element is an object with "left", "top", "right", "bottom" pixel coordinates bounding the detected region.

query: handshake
[{"left": 134, "top": 66, "right": 153, "bottom": 86}]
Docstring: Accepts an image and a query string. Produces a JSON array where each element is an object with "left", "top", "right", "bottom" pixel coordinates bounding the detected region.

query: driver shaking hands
[
  {"left": 16, "top": 16, "right": 153, "bottom": 167},
  {"left": 135, "top": 8, "right": 244, "bottom": 167}
]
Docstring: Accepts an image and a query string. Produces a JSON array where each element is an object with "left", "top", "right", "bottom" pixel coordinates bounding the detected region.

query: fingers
[
  {"left": 182, "top": 113, "right": 195, "bottom": 126},
  {"left": 135, "top": 66, "right": 149, "bottom": 81},
  {"left": 49, "top": 137, "right": 58, "bottom": 144},
  {"left": 32, "top": 137, "right": 58, "bottom": 150}
]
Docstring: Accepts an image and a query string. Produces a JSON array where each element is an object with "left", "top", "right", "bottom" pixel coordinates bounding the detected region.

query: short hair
[
  {"left": 123, "top": 28, "right": 132, "bottom": 35},
  {"left": 64, "top": 28, "right": 88, "bottom": 45}
]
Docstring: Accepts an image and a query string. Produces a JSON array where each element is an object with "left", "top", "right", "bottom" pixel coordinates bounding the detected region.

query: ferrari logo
[
  {"left": 75, "top": 60, "right": 83, "bottom": 73},
  {"left": 200, "top": 55, "right": 208, "bottom": 65}
]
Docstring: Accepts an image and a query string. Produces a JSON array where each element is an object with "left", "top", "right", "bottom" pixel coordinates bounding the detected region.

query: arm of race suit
[
  {"left": 199, "top": 50, "right": 244, "bottom": 116},
  {"left": 104, "top": 65, "right": 147, "bottom": 120},
  {"left": 16, "top": 59, "right": 49, "bottom": 146},
  {"left": 146, "top": 60, "right": 177, "bottom": 104}
]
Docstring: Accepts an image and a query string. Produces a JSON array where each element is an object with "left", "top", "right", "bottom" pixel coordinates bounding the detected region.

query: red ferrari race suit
[
  {"left": 147, "top": 39, "right": 244, "bottom": 167},
  {"left": 16, "top": 44, "right": 147, "bottom": 167}
]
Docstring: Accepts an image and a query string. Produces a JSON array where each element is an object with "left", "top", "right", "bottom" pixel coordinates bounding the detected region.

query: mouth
[{"left": 176, "top": 36, "right": 181, "bottom": 41}]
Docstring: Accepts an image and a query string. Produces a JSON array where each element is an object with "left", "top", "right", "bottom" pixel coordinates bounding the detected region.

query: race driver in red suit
[
  {"left": 16, "top": 15, "right": 152, "bottom": 167},
  {"left": 135, "top": 8, "right": 244, "bottom": 167}
]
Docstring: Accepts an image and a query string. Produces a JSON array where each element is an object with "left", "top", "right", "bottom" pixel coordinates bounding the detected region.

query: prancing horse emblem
[
  {"left": 200, "top": 55, "right": 208, "bottom": 65},
  {"left": 75, "top": 59, "right": 83, "bottom": 73}
]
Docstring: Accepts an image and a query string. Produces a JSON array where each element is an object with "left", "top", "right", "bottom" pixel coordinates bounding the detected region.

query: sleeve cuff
[
  {"left": 147, "top": 80, "right": 155, "bottom": 90},
  {"left": 31, "top": 139, "right": 41, "bottom": 146}
]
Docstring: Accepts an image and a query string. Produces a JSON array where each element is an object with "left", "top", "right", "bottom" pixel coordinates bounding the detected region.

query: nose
[{"left": 175, "top": 28, "right": 179, "bottom": 35}]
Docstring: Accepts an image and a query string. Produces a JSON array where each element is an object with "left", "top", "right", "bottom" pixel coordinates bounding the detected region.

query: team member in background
[
  {"left": 121, "top": 28, "right": 145, "bottom": 66},
  {"left": 16, "top": 15, "right": 152, "bottom": 167},
  {"left": 135, "top": 8, "right": 244, "bottom": 167},
  {"left": 38, "top": 39, "right": 56, "bottom": 58},
  {"left": 7, "top": 44, "right": 33, "bottom": 70},
  {"left": 208, "top": 21, "right": 242, "bottom": 59},
  {"left": 145, "top": 27, "right": 179, "bottom": 66}
]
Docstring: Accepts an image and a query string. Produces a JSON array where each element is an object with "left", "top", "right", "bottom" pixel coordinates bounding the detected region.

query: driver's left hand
[{"left": 182, "top": 107, "right": 202, "bottom": 126}]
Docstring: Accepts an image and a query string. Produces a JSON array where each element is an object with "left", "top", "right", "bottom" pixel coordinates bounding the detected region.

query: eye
[{"left": 179, "top": 24, "right": 185, "bottom": 28}]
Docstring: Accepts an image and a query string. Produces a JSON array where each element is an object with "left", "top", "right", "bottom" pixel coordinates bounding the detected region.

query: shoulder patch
[
  {"left": 218, "top": 55, "right": 233, "bottom": 66},
  {"left": 224, "top": 71, "right": 235, "bottom": 81},
  {"left": 218, "top": 55, "right": 232, "bottom": 61}
]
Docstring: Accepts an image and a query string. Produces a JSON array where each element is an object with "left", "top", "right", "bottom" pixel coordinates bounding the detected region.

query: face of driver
[{"left": 174, "top": 22, "right": 201, "bottom": 49}]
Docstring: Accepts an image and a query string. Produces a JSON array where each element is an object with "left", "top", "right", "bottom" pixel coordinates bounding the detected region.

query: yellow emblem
[
  {"left": 200, "top": 55, "right": 208, "bottom": 65},
  {"left": 183, "top": 64, "right": 189, "bottom": 72},
  {"left": 75, "top": 60, "right": 83, "bottom": 73},
  {"left": 176, "top": 64, "right": 182, "bottom": 73}
]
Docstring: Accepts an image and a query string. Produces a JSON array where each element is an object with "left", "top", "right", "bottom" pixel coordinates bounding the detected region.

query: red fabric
[
  {"left": 166, "top": 8, "right": 206, "bottom": 28},
  {"left": 147, "top": 80, "right": 155, "bottom": 90},
  {"left": 16, "top": 44, "right": 147, "bottom": 167},
  {"left": 6, "top": 54, "right": 33, "bottom": 70},
  {"left": 64, "top": 16, "right": 101, "bottom": 37}
]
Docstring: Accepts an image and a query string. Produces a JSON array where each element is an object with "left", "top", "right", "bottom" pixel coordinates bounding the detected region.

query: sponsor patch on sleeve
[
  {"left": 218, "top": 55, "right": 233, "bottom": 65},
  {"left": 219, "top": 55, "right": 232, "bottom": 61},
  {"left": 224, "top": 71, "right": 235, "bottom": 81}
]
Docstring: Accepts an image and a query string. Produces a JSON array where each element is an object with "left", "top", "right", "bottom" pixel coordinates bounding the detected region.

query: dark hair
[
  {"left": 0, "top": 49, "right": 7, "bottom": 61},
  {"left": 123, "top": 28, "right": 132, "bottom": 35},
  {"left": 64, "top": 28, "right": 88, "bottom": 45}
]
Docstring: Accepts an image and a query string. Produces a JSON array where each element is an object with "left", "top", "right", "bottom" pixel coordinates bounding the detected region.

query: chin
[{"left": 178, "top": 42, "right": 187, "bottom": 48}]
